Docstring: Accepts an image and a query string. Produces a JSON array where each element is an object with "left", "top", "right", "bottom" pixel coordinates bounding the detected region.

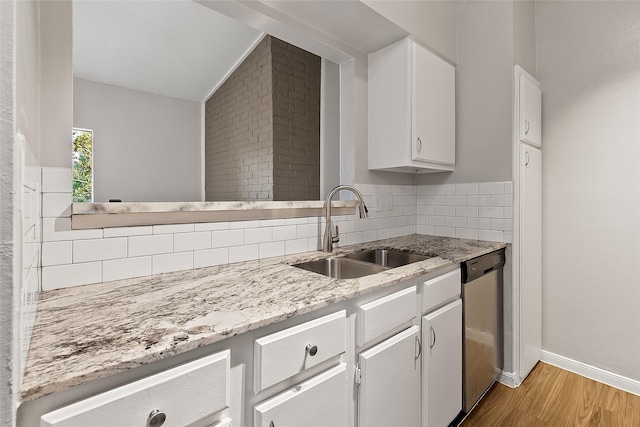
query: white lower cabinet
[
  {"left": 422, "top": 300, "right": 462, "bottom": 427},
  {"left": 357, "top": 326, "right": 421, "bottom": 427},
  {"left": 41, "top": 351, "right": 231, "bottom": 427},
  {"left": 254, "top": 364, "right": 347, "bottom": 427}
]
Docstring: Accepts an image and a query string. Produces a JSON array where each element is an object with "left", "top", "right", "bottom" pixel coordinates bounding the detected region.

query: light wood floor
[{"left": 462, "top": 362, "right": 640, "bottom": 426}]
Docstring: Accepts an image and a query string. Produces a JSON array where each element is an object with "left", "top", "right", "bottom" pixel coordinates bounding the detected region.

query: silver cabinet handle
[
  {"left": 429, "top": 326, "right": 436, "bottom": 353},
  {"left": 416, "top": 137, "right": 423, "bottom": 153},
  {"left": 415, "top": 336, "right": 422, "bottom": 360},
  {"left": 525, "top": 151, "right": 530, "bottom": 167},
  {"left": 147, "top": 409, "right": 166, "bottom": 427},
  {"left": 524, "top": 119, "right": 530, "bottom": 135},
  {"left": 269, "top": 421, "right": 275, "bottom": 427},
  {"left": 305, "top": 343, "right": 318, "bottom": 356}
]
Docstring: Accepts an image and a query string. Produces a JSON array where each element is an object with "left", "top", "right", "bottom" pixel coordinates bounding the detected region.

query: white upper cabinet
[
  {"left": 368, "top": 38, "right": 455, "bottom": 173},
  {"left": 519, "top": 75, "right": 542, "bottom": 147}
]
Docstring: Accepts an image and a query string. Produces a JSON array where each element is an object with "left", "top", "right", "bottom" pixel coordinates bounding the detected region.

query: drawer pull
[
  {"left": 147, "top": 409, "right": 166, "bottom": 427},
  {"left": 306, "top": 344, "right": 318, "bottom": 356}
]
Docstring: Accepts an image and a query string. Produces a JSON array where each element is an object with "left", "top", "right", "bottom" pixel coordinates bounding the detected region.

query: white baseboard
[
  {"left": 498, "top": 371, "right": 517, "bottom": 388},
  {"left": 541, "top": 350, "right": 640, "bottom": 396}
]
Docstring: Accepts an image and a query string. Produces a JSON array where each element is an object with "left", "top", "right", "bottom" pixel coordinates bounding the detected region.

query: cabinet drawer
[
  {"left": 41, "top": 351, "right": 230, "bottom": 427},
  {"left": 422, "top": 269, "right": 461, "bottom": 313},
  {"left": 254, "top": 310, "right": 346, "bottom": 391},
  {"left": 254, "top": 363, "right": 347, "bottom": 427},
  {"left": 357, "top": 286, "right": 416, "bottom": 347}
]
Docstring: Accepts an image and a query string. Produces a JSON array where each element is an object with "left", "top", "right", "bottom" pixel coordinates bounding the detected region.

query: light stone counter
[{"left": 21, "top": 234, "right": 506, "bottom": 402}]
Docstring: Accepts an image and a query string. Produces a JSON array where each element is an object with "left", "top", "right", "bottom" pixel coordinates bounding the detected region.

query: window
[{"left": 72, "top": 128, "right": 93, "bottom": 202}]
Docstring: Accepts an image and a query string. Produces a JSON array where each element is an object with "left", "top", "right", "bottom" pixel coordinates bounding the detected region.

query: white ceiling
[{"left": 73, "top": 0, "right": 264, "bottom": 102}]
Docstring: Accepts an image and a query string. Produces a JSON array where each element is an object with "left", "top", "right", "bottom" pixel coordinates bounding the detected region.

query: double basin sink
[{"left": 293, "top": 249, "right": 433, "bottom": 279}]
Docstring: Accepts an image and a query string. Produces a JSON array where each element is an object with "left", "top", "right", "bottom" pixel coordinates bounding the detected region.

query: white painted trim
[
  {"left": 498, "top": 371, "right": 517, "bottom": 388},
  {"left": 541, "top": 351, "right": 640, "bottom": 397},
  {"left": 200, "top": 103, "right": 206, "bottom": 202}
]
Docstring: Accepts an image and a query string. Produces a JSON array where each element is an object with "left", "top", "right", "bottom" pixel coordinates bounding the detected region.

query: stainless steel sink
[
  {"left": 293, "top": 257, "right": 389, "bottom": 279},
  {"left": 344, "top": 249, "right": 432, "bottom": 268}
]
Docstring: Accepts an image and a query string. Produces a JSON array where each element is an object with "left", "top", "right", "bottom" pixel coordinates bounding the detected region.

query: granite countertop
[{"left": 21, "top": 234, "right": 506, "bottom": 402}]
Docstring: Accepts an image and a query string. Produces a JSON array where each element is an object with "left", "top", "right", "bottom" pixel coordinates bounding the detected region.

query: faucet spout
[{"left": 323, "top": 185, "right": 369, "bottom": 252}]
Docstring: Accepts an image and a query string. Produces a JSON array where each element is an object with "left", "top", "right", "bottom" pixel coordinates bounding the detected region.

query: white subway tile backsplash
[
  {"left": 504, "top": 182, "right": 513, "bottom": 195},
  {"left": 194, "top": 222, "right": 230, "bottom": 231},
  {"left": 42, "top": 262, "right": 102, "bottom": 290},
  {"left": 153, "top": 252, "right": 194, "bottom": 274},
  {"left": 425, "top": 216, "right": 445, "bottom": 226},
  {"left": 435, "top": 184, "right": 456, "bottom": 195},
  {"left": 426, "top": 195, "right": 445, "bottom": 205},
  {"left": 153, "top": 224, "right": 194, "bottom": 234},
  {"left": 467, "top": 217, "right": 492, "bottom": 229},
  {"left": 491, "top": 194, "right": 513, "bottom": 207},
  {"left": 492, "top": 218, "right": 513, "bottom": 231},
  {"left": 259, "top": 219, "right": 286, "bottom": 227},
  {"left": 296, "top": 223, "right": 319, "bottom": 239},
  {"left": 479, "top": 207, "right": 504, "bottom": 218},
  {"left": 363, "top": 230, "right": 379, "bottom": 242},
  {"left": 434, "top": 226, "right": 456, "bottom": 238},
  {"left": 456, "top": 183, "right": 478, "bottom": 195},
  {"left": 194, "top": 248, "right": 229, "bottom": 268},
  {"left": 73, "top": 237, "right": 127, "bottom": 263},
  {"left": 211, "top": 229, "right": 244, "bottom": 248},
  {"left": 229, "top": 245, "right": 259, "bottom": 263},
  {"left": 354, "top": 219, "right": 371, "bottom": 232},
  {"left": 174, "top": 231, "right": 212, "bottom": 252},
  {"left": 466, "top": 195, "right": 491, "bottom": 207},
  {"left": 346, "top": 232, "right": 364, "bottom": 245},
  {"left": 103, "top": 226, "right": 153, "bottom": 238},
  {"left": 129, "top": 234, "right": 173, "bottom": 257},
  {"left": 42, "top": 193, "right": 72, "bottom": 218},
  {"left": 285, "top": 217, "right": 310, "bottom": 225},
  {"left": 272, "top": 225, "right": 297, "bottom": 241},
  {"left": 43, "top": 218, "right": 103, "bottom": 242},
  {"left": 417, "top": 205, "right": 435, "bottom": 216},
  {"left": 445, "top": 195, "right": 467, "bottom": 206},
  {"left": 42, "top": 241, "right": 72, "bottom": 266},
  {"left": 504, "top": 207, "right": 513, "bottom": 219},
  {"left": 229, "top": 220, "right": 260, "bottom": 229},
  {"left": 479, "top": 229, "right": 504, "bottom": 242},
  {"left": 479, "top": 182, "right": 505, "bottom": 195},
  {"left": 245, "top": 227, "right": 273, "bottom": 245},
  {"left": 446, "top": 216, "right": 466, "bottom": 228},
  {"left": 285, "top": 239, "right": 308, "bottom": 255},
  {"left": 456, "top": 228, "right": 479, "bottom": 240},
  {"left": 435, "top": 206, "right": 456, "bottom": 216},
  {"left": 259, "top": 241, "right": 285, "bottom": 259},
  {"left": 456, "top": 206, "right": 478, "bottom": 217},
  {"left": 103, "top": 256, "right": 152, "bottom": 282}
]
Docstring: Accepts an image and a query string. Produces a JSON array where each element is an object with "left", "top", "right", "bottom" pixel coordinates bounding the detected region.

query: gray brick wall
[
  {"left": 272, "top": 38, "right": 321, "bottom": 201},
  {"left": 204, "top": 36, "right": 320, "bottom": 201},
  {"left": 205, "top": 37, "right": 273, "bottom": 201}
]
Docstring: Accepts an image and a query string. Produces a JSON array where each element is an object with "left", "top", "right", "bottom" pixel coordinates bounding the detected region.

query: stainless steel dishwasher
[{"left": 461, "top": 249, "right": 505, "bottom": 414}]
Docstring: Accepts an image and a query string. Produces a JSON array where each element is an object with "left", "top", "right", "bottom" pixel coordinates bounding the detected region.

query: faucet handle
[{"left": 332, "top": 225, "right": 340, "bottom": 244}]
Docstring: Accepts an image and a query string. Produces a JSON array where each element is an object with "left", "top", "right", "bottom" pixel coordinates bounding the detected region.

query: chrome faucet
[{"left": 323, "top": 185, "right": 369, "bottom": 252}]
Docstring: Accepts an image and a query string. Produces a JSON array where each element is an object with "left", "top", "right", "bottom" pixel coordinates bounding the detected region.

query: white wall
[
  {"left": 420, "top": 0, "right": 514, "bottom": 186},
  {"left": 537, "top": 1, "right": 640, "bottom": 381},
  {"left": 73, "top": 78, "right": 202, "bottom": 202},
  {"left": 361, "top": 0, "right": 458, "bottom": 64}
]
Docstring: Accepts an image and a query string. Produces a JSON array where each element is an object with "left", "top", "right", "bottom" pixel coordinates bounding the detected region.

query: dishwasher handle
[{"left": 461, "top": 249, "right": 505, "bottom": 283}]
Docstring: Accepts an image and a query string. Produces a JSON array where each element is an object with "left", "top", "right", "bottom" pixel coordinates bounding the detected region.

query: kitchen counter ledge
[{"left": 21, "top": 234, "right": 506, "bottom": 402}]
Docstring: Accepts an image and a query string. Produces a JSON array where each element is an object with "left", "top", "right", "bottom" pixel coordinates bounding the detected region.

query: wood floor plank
[{"left": 461, "top": 362, "right": 640, "bottom": 427}]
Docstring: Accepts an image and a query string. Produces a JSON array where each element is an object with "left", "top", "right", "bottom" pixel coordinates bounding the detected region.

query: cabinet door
[
  {"left": 254, "top": 364, "right": 347, "bottom": 427},
  {"left": 519, "top": 75, "right": 542, "bottom": 147},
  {"left": 519, "top": 145, "right": 542, "bottom": 379},
  {"left": 358, "top": 326, "right": 420, "bottom": 427},
  {"left": 412, "top": 43, "right": 455, "bottom": 166},
  {"left": 423, "top": 300, "right": 462, "bottom": 427}
]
